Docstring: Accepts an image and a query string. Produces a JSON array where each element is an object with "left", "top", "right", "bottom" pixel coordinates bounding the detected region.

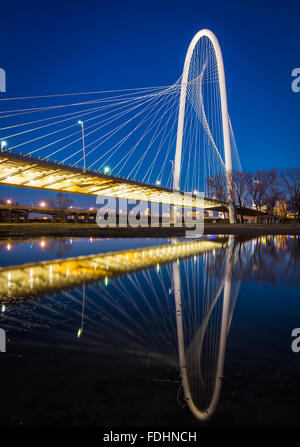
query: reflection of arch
[
  {"left": 173, "top": 29, "right": 235, "bottom": 223},
  {"left": 2, "top": 236, "right": 246, "bottom": 420},
  {"left": 173, "top": 236, "right": 239, "bottom": 420}
]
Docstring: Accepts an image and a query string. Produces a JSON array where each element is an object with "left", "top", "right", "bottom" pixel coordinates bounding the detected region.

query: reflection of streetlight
[
  {"left": 78, "top": 121, "right": 86, "bottom": 173},
  {"left": 77, "top": 284, "right": 86, "bottom": 339},
  {"left": 1, "top": 140, "right": 7, "bottom": 150},
  {"left": 104, "top": 166, "right": 110, "bottom": 175},
  {"left": 40, "top": 201, "right": 46, "bottom": 207}
]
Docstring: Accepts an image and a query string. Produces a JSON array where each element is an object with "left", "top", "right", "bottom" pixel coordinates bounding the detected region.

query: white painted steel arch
[{"left": 173, "top": 29, "right": 235, "bottom": 223}]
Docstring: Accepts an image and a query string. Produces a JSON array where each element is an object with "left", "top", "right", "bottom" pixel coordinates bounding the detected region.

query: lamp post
[
  {"left": 169, "top": 159, "right": 176, "bottom": 225},
  {"left": 78, "top": 121, "right": 86, "bottom": 173}
]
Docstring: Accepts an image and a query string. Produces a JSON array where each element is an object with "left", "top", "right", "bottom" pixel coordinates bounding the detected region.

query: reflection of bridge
[
  {"left": 0, "top": 238, "right": 225, "bottom": 300},
  {"left": 0, "top": 236, "right": 248, "bottom": 421}
]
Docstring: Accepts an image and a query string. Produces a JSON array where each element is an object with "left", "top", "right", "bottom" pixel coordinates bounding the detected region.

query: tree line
[{"left": 208, "top": 167, "right": 300, "bottom": 222}]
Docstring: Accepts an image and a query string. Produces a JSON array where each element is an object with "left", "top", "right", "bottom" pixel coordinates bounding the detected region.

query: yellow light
[
  {"left": 6, "top": 199, "right": 12, "bottom": 205},
  {"left": 40, "top": 201, "right": 46, "bottom": 207},
  {"left": 6, "top": 243, "right": 11, "bottom": 251}
]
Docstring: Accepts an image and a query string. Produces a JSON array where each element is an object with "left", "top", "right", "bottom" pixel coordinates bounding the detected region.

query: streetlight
[
  {"left": 6, "top": 199, "right": 12, "bottom": 205},
  {"left": 40, "top": 201, "right": 46, "bottom": 208},
  {"left": 169, "top": 160, "right": 174, "bottom": 176},
  {"left": 78, "top": 120, "right": 86, "bottom": 173},
  {"left": 1, "top": 140, "right": 7, "bottom": 150}
]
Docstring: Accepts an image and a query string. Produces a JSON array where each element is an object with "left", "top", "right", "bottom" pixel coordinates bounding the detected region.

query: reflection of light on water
[
  {"left": 40, "top": 240, "right": 46, "bottom": 248},
  {"left": 6, "top": 243, "right": 11, "bottom": 251}
]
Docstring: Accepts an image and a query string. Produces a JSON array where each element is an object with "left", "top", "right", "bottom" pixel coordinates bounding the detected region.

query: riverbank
[{"left": 0, "top": 222, "right": 299, "bottom": 239}]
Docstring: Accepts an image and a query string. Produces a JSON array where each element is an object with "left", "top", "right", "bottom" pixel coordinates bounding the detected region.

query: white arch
[{"left": 173, "top": 29, "right": 235, "bottom": 223}]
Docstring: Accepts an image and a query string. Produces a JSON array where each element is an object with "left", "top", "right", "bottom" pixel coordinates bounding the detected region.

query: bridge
[
  {"left": 0, "top": 199, "right": 99, "bottom": 223},
  {"left": 0, "top": 150, "right": 224, "bottom": 211},
  {"left": 0, "top": 29, "right": 254, "bottom": 223}
]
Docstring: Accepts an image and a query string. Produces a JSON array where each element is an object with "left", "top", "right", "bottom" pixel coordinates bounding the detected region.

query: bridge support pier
[{"left": 228, "top": 203, "right": 236, "bottom": 224}]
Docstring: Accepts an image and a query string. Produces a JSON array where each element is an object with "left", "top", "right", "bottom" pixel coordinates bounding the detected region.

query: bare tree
[
  {"left": 244, "top": 169, "right": 278, "bottom": 221},
  {"left": 230, "top": 171, "right": 251, "bottom": 222},
  {"left": 261, "top": 169, "right": 280, "bottom": 220},
  {"left": 48, "top": 193, "right": 73, "bottom": 210},
  {"left": 281, "top": 168, "right": 300, "bottom": 221},
  {"left": 207, "top": 172, "right": 227, "bottom": 203}
]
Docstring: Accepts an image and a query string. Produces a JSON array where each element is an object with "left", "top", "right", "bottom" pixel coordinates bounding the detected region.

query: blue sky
[{"left": 0, "top": 0, "right": 299, "bottom": 206}]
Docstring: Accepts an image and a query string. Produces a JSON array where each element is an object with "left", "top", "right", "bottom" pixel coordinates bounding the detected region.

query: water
[{"left": 0, "top": 235, "right": 299, "bottom": 426}]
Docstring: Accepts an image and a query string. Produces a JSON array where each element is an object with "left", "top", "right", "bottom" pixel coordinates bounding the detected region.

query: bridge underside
[{"left": 0, "top": 152, "right": 224, "bottom": 210}]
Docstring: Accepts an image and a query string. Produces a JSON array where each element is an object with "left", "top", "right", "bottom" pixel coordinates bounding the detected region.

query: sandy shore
[{"left": 0, "top": 222, "right": 299, "bottom": 239}]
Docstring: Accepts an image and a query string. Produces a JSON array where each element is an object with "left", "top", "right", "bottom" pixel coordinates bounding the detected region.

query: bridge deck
[{"left": 0, "top": 151, "right": 224, "bottom": 209}]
